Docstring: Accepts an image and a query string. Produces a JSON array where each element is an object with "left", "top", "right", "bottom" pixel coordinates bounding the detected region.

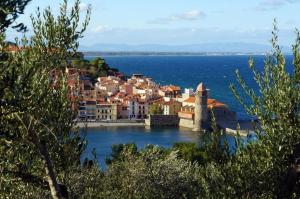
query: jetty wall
[{"left": 145, "top": 115, "right": 179, "bottom": 126}]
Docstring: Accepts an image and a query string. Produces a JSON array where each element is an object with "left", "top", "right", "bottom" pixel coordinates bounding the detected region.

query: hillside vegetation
[{"left": 71, "top": 56, "right": 119, "bottom": 82}]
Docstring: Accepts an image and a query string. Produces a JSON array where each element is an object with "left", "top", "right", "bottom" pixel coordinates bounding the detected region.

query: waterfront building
[
  {"left": 79, "top": 101, "right": 118, "bottom": 121},
  {"left": 152, "top": 97, "right": 182, "bottom": 115},
  {"left": 162, "top": 99, "right": 182, "bottom": 115},
  {"left": 78, "top": 102, "right": 87, "bottom": 120},
  {"left": 85, "top": 101, "right": 97, "bottom": 120},
  {"left": 126, "top": 96, "right": 149, "bottom": 119},
  {"left": 96, "top": 103, "right": 117, "bottom": 120},
  {"left": 117, "top": 103, "right": 129, "bottom": 119},
  {"left": 71, "top": 71, "right": 181, "bottom": 121}
]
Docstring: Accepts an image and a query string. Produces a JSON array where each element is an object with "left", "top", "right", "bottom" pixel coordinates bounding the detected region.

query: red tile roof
[
  {"left": 163, "top": 85, "right": 181, "bottom": 92},
  {"left": 183, "top": 97, "right": 227, "bottom": 108}
]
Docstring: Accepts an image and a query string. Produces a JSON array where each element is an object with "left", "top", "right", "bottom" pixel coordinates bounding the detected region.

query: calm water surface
[
  {"left": 83, "top": 126, "right": 200, "bottom": 167},
  {"left": 83, "top": 126, "right": 239, "bottom": 167}
]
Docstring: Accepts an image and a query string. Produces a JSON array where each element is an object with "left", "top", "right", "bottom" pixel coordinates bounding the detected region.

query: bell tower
[{"left": 193, "top": 82, "right": 208, "bottom": 131}]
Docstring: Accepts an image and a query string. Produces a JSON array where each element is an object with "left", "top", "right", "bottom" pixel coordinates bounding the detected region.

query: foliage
[
  {"left": 229, "top": 20, "right": 300, "bottom": 197},
  {"left": 149, "top": 103, "right": 163, "bottom": 115},
  {"left": 172, "top": 142, "right": 209, "bottom": 164},
  {"left": 0, "top": 0, "right": 94, "bottom": 198},
  {"left": 71, "top": 57, "right": 119, "bottom": 82},
  {"left": 202, "top": 111, "right": 233, "bottom": 164},
  {"left": 0, "top": 0, "right": 31, "bottom": 32},
  {"left": 101, "top": 145, "right": 207, "bottom": 199},
  {"left": 105, "top": 143, "right": 138, "bottom": 165}
]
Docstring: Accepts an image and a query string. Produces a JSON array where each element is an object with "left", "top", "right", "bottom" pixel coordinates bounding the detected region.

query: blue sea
[{"left": 83, "top": 55, "right": 294, "bottom": 167}]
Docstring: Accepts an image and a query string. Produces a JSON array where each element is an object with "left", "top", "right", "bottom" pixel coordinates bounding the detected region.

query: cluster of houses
[
  {"left": 56, "top": 67, "right": 237, "bottom": 130},
  {"left": 63, "top": 68, "right": 183, "bottom": 121},
  {"left": 7, "top": 44, "right": 243, "bottom": 131}
]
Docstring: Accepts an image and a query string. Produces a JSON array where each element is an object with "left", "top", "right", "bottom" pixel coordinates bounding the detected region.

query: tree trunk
[
  {"left": 39, "top": 140, "right": 63, "bottom": 199},
  {"left": 17, "top": 114, "right": 62, "bottom": 199},
  {"left": 20, "top": 114, "right": 63, "bottom": 199},
  {"left": 30, "top": 130, "right": 62, "bottom": 199}
]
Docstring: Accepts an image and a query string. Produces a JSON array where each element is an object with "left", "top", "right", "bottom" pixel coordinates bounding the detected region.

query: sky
[{"left": 8, "top": 0, "right": 300, "bottom": 47}]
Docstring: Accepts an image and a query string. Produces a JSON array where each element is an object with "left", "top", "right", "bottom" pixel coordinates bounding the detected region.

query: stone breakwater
[
  {"left": 145, "top": 115, "right": 179, "bottom": 127},
  {"left": 77, "top": 120, "right": 145, "bottom": 128}
]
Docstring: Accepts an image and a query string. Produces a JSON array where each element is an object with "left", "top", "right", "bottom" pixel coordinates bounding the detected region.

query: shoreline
[
  {"left": 76, "top": 120, "right": 254, "bottom": 138},
  {"left": 77, "top": 121, "right": 145, "bottom": 128}
]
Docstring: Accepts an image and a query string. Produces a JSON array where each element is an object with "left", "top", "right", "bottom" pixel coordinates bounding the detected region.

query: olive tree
[
  {"left": 229, "top": 21, "right": 300, "bottom": 197},
  {"left": 0, "top": 0, "right": 31, "bottom": 32},
  {"left": 0, "top": 0, "right": 92, "bottom": 198},
  {"left": 101, "top": 145, "right": 207, "bottom": 198}
]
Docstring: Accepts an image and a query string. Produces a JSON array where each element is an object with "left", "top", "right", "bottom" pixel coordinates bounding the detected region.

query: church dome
[{"left": 196, "top": 82, "right": 206, "bottom": 91}]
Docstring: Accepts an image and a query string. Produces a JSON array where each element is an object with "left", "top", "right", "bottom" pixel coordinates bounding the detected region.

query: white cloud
[
  {"left": 179, "top": 10, "right": 205, "bottom": 20},
  {"left": 91, "top": 25, "right": 112, "bottom": 33},
  {"left": 67, "top": 2, "right": 90, "bottom": 13},
  {"left": 148, "top": 10, "right": 206, "bottom": 24},
  {"left": 79, "top": 3, "right": 89, "bottom": 12}
]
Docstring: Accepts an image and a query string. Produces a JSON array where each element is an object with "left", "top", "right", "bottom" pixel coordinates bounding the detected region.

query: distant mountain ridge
[{"left": 79, "top": 42, "right": 291, "bottom": 54}]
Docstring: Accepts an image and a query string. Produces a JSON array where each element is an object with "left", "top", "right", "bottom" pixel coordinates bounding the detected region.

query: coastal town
[
  {"left": 8, "top": 44, "right": 245, "bottom": 132},
  {"left": 53, "top": 64, "right": 240, "bottom": 132}
]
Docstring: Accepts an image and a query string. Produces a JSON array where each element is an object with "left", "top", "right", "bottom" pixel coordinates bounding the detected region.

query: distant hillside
[{"left": 79, "top": 42, "right": 291, "bottom": 54}]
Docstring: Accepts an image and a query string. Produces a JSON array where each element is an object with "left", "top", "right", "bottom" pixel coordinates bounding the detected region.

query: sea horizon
[{"left": 82, "top": 51, "right": 293, "bottom": 57}]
